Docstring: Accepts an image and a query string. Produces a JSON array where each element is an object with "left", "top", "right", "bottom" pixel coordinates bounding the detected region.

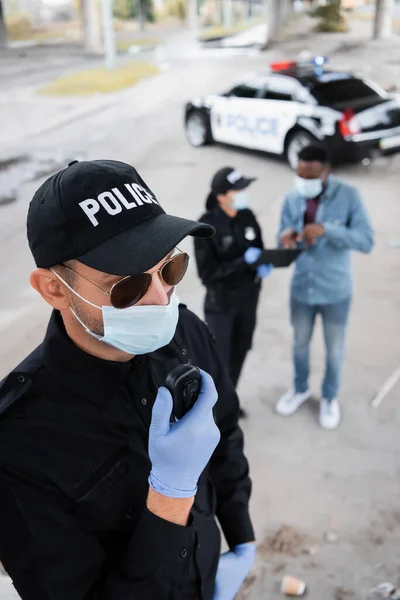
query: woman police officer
[{"left": 194, "top": 167, "right": 272, "bottom": 417}]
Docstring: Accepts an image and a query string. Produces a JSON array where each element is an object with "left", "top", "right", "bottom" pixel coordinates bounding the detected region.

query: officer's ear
[
  {"left": 30, "top": 268, "right": 71, "bottom": 311},
  {"left": 216, "top": 192, "right": 227, "bottom": 205}
]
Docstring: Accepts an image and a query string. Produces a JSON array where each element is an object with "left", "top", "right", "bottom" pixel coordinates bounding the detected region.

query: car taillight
[{"left": 339, "top": 109, "right": 361, "bottom": 137}]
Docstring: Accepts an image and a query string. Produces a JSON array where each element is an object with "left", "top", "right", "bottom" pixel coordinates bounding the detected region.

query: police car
[{"left": 184, "top": 57, "right": 400, "bottom": 169}]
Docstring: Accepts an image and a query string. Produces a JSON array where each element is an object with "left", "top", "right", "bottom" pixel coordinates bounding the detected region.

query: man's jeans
[{"left": 290, "top": 297, "right": 351, "bottom": 401}]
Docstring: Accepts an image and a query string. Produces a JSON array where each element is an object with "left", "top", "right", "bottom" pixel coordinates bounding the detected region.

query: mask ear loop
[
  {"left": 51, "top": 269, "right": 102, "bottom": 310},
  {"left": 51, "top": 269, "right": 105, "bottom": 340}
]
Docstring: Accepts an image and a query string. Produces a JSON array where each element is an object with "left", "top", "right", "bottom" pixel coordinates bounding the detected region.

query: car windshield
[{"left": 310, "top": 77, "right": 384, "bottom": 107}]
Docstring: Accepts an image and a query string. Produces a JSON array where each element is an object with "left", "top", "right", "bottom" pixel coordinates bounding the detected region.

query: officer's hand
[
  {"left": 213, "top": 543, "right": 256, "bottom": 600},
  {"left": 148, "top": 370, "right": 221, "bottom": 499},
  {"left": 257, "top": 264, "right": 273, "bottom": 279},
  {"left": 244, "top": 247, "right": 262, "bottom": 265},
  {"left": 280, "top": 229, "right": 298, "bottom": 248}
]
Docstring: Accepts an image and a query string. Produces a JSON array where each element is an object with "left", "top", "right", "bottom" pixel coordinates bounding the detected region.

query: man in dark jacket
[{"left": 0, "top": 160, "right": 256, "bottom": 600}]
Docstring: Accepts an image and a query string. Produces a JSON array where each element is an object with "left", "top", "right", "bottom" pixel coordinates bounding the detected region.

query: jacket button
[
  {"left": 187, "top": 359, "right": 192, "bottom": 365},
  {"left": 125, "top": 510, "right": 132, "bottom": 520},
  {"left": 141, "top": 398, "right": 147, "bottom": 406},
  {"left": 16, "top": 375, "right": 25, "bottom": 383},
  {"left": 182, "top": 349, "right": 187, "bottom": 356},
  {"left": 180, "top": 548, "right": 188, "bottom": 558}
]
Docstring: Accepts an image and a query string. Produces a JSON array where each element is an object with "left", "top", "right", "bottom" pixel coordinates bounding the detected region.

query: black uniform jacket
[
  {"left": 194, "top": 207, "right": 264, "bottom": 311},
  {"left": 0, "top": 306, "right": 254, "bottom": 600}
]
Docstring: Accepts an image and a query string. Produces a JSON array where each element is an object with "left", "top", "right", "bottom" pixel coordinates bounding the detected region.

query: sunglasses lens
[
  {"left": 111, "top": 273, "right": 151, "bottom": 309},
  {"left": 162, "top": 253, "right": 189, "bottom": 286}
]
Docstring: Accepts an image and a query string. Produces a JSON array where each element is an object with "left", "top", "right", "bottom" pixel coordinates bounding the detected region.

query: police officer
[
  {"left": 194, "top": 167, "right": 272, "bottom": 416},
  {"left": 0, "top": 160, "right": 256, "bottom": 600}
]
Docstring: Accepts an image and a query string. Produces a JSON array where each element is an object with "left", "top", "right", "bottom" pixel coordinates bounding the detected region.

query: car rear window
[{"left": 310, "top": 78, "right": 382, "bottom": 107}]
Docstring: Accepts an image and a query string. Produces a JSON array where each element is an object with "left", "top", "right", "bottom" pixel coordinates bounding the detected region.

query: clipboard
[{"left": 255, "top": 248, "right": 302, "bottom": 268}]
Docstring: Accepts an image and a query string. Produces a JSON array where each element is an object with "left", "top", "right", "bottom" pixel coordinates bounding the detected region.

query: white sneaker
[
  {"left": 319, "top": 398, "right": 341, "bottom": 430},
  {"left": 275, "top": 389, "right": 311, "bottom": 416}
]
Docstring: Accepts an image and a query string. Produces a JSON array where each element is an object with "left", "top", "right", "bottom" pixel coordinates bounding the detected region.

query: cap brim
[
  {"left": 233, "top": 176, "right": 257, "bottom": 190},
  {"left": 76, "top": 213, "right": 215, "bottom": 276}
]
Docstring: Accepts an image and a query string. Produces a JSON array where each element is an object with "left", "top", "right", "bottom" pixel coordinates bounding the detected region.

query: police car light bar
[
  {"left": 313, "top": 56, "right": 328, "bottom": 67},
  {"left": 270, "top": 61, "right": 297, "bottom": 72},
  {"left": 270, "top": 56, "right": 328, "bottom": 72}
]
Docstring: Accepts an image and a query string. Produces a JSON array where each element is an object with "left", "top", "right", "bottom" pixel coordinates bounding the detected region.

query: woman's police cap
[
  {"left": 27, "top": 159, "right": 215, "bottom": 276},
  {"left": 211, "top": 167, "right": 256, "bottom": 195}
]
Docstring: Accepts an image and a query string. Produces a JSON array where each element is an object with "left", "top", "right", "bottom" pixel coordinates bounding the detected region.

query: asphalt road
[{"left": 1, "top": 47, "right": 400, "bottom": 599}]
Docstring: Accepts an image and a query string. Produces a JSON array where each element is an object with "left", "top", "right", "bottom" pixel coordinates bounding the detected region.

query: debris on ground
[
  {"left": 259, "top": 525, "right": 312, "bottom": 557},
  {"left": 236, "top": 574, "right": 256, "bottom": 600},
  {"left": 304, "top": 543, "right": 320, "bottom": 555},
  {"left": 272, "top": 562, "right": 286, "bottom": 574},
  {"left": 281, "top": 575, "right": 307, "bottom": 597},
  {"left": 334, "top": 586, "right": 354, "bottom": 600},
  {"left": 372, "top": 583, "right": 400, "bottom": 599},
  {"left": 324, "top": 531, "right": 339, "bottom": 544}
]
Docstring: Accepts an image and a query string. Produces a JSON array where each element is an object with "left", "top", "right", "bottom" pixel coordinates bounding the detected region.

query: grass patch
[
  {"left": 116, "top": 37, "right": 161, "bottom": 52},
  {"left": 199, "top": 18, "right": 264, "bottom": 41},
  {"left": 39, "top": 60, "right": 159, "bottom": 96}
]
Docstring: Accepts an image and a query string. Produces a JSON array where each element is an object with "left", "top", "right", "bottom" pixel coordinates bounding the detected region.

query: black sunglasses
[{"left": 62, "top": 252, "right": 189, "bottom": 309}]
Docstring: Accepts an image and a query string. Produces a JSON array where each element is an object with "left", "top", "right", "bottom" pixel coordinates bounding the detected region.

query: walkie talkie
[{"left": 165, "top": 364, "right": 201, "bottom": 420}]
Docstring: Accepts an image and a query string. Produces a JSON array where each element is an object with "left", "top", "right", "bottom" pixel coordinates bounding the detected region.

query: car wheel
[
  {"left": 286, "top": 131, "right": 318, "bottom": 170},
  {"left": 185, "top": 111, "right": 212, "bottom": 147}
]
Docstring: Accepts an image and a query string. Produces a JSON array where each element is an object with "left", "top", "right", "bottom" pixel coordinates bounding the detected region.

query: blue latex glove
[
  {"left": 148, "top": 370, "right": 221, "bottom": 498},
  {"left": 257, "top": 264, "right": 274, "bottom": 279},
  {"left": 213, "top": 543, "right": 256, "bottom": 600},
  {"left": 244, "top": 247, "right": 262, "bottom": 265}
]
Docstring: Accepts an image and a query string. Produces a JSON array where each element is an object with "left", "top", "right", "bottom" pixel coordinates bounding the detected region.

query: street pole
[
  {"left": 374, "top": 0, "right": 394, "bottom": 39},
  {"left": 222, "top": 0, "right": 232, "bottom": 29},
  {"left": 100, "top": 0, "right": 116, "bottom": 69},
  {"left": 81, "top": 0, "right": 103, "bottom": 55},
  {"left": 0, "top": 0, "right": 7, "bottom": 49},
  {"left": 266, "top": 0, "right": 281, "bottom": 44},
  {"left": 137, "top": 0, "right": 145, "bottom": 32},
  {"left": 187, "top": 0, "right": 198, "bottom": 29},
  {"left": 248, "top": 0, "right": 253, "bottom": 21}
]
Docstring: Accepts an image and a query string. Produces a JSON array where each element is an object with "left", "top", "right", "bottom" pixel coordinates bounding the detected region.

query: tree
[
  {"left": 0, "top": 0, "right": 7, "bottom": 49},
  {"left": 313, "top": 0, "right": 347, "bottom": 33},
  {"left": 81, "top": 0, "right": 103, "bottom": 53},
  {"left": 265, "top": 0, "right": 294, "bottom": 45},
  {"left": 374, "top": 0, "right": 394, "bottom": 39},
  {"left": 113, "top": 0, "right": 154, "bottom": 30}
]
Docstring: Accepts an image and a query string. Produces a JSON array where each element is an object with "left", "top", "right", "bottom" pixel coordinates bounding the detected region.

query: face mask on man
[
  {"left": 52, "top": 271, "right": 180, "bottom": 355},
  {"left": 294, "top": 176, "right": 323, "bottom": 199},
  {"left": 232, "top": 190, "right": 250, "bottom": 211}
]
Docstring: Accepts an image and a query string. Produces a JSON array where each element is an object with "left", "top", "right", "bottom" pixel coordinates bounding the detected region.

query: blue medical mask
[
  {"left": 52, "top": 271, "right": 180, "bottom": 355},
  {"left": 295, "top": 176, "right": 323, "bottom": 199},
  {"left": 232, "top": 189, "right": 250, "bottom": 211}
]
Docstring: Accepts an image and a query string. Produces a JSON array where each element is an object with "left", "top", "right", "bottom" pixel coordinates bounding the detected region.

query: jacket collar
[
  {"left": 322, "top": 175, "right": 341, "bottom": 201},
  {"left": 42, "top": 311, "right": 136, "bottom": 408}
]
